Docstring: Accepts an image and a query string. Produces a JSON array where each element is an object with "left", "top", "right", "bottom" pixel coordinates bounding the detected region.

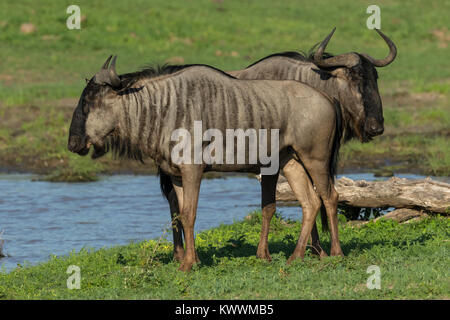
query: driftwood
[{"left": 271, "top": 176, "right": 450, "bottom": 215}]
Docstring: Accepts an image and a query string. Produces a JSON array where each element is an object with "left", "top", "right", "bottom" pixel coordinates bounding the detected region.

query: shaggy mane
[
  {"left": 118, "top": 63, "right": 236, "bottom": 90},
  {"left": 246, "top": 43, "right": 335, "bottom": 69}
]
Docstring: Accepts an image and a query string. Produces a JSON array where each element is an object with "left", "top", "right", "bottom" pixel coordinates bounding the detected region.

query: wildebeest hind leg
[
  {"left": 311, "top": 221, "right": 328, "bottom": 258},
  {"left": 257, "top": 172, "right": 279, "bottom": 261},
  {"left": 282, "top": 159, "right": 323, "bottom": 263},
  {"left": 298, "top": 157, "right": 344, "bottom": 257},
  {"left": 168, "top": 188, "right": 185, "bottom": 262}
]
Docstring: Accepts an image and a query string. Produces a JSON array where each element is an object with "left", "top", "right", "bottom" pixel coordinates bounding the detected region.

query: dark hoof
[
  {"left": 310, "top": 247, "right": 329, "bottom": 258},
  {"left": 331, "top": 250, "right": 345, "bottom": 257},
  {"left": 256, "top": 247, "right": 272, "bottom": 262},
  {"left": 178, "top": 261, "right": 194, "bottom": 272},
  {"left": 256, "top": 252, "right": 272, "bottom": 262}
]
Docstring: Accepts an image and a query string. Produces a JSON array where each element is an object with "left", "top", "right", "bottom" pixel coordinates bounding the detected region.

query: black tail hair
[
  {"left": 330, "top": 98, "right": 342, "bottom": 183},
  {"left": 158, "top": 167, "right": 174, "bottom": 201},
  {"left": 320, "top": 204, "right": 328, "bottom": 232},
  {"left": 321, "top": 98, "right": 343, "bottom": 233}
]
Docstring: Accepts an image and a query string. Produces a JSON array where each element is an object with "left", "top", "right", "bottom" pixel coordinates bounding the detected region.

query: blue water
[{"left": 0, "top": 172, "right": 439, "bottom": 272}]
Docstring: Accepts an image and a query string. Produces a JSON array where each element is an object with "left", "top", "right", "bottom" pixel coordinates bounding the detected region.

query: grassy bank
[
  {"left": 0, "top": 212, "right": 448, "bottom": 299},
  {"left": 0, "top": 0, "right": 449, "bottom": 178}
]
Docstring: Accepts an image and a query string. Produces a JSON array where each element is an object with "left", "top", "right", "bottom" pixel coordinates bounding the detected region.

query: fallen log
[{"left": 271, "top": 176, "right": 450, "bottom": 215}]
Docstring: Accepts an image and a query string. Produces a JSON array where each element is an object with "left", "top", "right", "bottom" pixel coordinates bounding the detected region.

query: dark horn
[
  {"left": 313, "top": 27, "right": 360, "bottom": 68},
  {"left": 361, "top": 29, "right": 397, "bottom": 67},
  {"left": 102, "top": 55, "right": 113, "bottom": 69},
  {"left": 108, "top": 56, "right": 121, "bottom": 88},
  {"left": 313, "top": 27, "right": 336, "bottom": 65}
]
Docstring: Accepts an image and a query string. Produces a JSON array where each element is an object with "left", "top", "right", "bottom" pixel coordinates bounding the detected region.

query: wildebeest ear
[
  {"left": 118, "top": 77, "right": 136, "bottom": 91},
  {"left": 311, "top": 68, "right": 332, "bottom": 80},
  {"left": 329, "top": 68, "right": 350, "bottom": 78}
]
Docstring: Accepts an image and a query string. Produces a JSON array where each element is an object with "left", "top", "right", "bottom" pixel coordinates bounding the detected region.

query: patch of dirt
[
  {"left": 0, "top": 105, "right": 41, "bottom": 130},
  {"left": 0, "top": 74, "right": 14, "bottom": 86},
  {"left": 55, "top": 98, "right": 78, "bottom": 109},
  {"left": 169, "top": 34, "right": 194, "bottom": 46},
  {"left": 383, "top": 91, "right": 445, "bottom": 109},
  {"left": 41, "top": 34, "right": 61, "bottom": 41},
  {"left": 338, "top": 154, "right": 428, "bottom": 176},
  {"left": 20, "top": 23, "right": 36, "bottom": 34},
  {"left": 165, "top": 56, "right": 185, "bottom": 64},
  {"left": 431, "top": 28, "right": 450, "bottom": 48}
]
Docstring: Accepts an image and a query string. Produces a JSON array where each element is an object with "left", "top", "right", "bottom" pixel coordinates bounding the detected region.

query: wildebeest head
[
  {"left": 313, "top": 28, "right": 397, "bottom": 141},
  {"left": 68, "top": 55, "right": 122, "bottom": 159}
]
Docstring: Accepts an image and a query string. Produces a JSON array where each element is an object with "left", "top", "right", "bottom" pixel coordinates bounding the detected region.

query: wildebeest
[
  {"left": 160, "top": 28, "right": 397, "bottom": 261},
  {"left": 68, "top": 57, "right": 343, "bottom": 271}
]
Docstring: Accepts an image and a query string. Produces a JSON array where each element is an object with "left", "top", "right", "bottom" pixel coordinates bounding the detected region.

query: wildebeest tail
[
  {"left": 330, "top": 98, "right": 342, "bottom": 183},
  {"left": 321, "top": 98, "right": 342, "bottom": 233},
  {"left": 158, "top": 167, "right": 173, "bottom": 201},
  {"left": 320, "top": 204, "right": 328, "bottom": 232}
]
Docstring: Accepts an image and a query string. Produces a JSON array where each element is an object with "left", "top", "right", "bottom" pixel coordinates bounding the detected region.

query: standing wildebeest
[
  {"left": 159, "top": 28, "right": 397, "bottom": 261},
  {"left": 68, "top": 57, "right": 343, "bottom": 271}
]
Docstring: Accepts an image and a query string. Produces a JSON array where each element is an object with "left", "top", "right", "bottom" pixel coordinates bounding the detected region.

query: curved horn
[
  {"left": 102, "top": 55, "right": 113, "bottom": 69},
  {"left": 360, "top": 29, "right": 397, "bottom": 67},
  {"left": 108, "top": 56, "right": 121, "bottom": 88},
  {"left": 313, "top": 27, "right": 336, "bottom": 64},
  {"left": 313, "top": 27, "right": 360, "bottom": 68}
]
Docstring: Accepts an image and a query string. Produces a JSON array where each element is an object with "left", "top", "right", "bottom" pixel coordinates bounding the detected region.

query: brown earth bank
[{"left": 0, "top": 152, "right": 442, "bottom": 178}]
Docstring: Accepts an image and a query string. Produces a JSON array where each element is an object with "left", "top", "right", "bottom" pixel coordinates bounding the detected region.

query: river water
[{"left": 0, "top": 172, "right": 438, "bottom": 272}]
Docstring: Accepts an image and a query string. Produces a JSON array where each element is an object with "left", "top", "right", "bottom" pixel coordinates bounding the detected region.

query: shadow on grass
[{"left": 141, "top": 227, "right": 436, "bottom": 268}]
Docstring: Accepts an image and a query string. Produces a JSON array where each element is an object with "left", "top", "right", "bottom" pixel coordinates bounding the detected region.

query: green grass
[
  {"left": 1, "top": 0, "right": 448, "bottom": 98},
  {"left": 0, "top": 211, "right": 448, "bottom": 299},
  {"left": 0, "top": 0, "right": 449, "bottom": 177}
]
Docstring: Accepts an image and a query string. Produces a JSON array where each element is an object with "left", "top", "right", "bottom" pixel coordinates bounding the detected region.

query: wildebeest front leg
[
  {"left": 168, "top": 185, "right": 185, "bottom": 262},
  {"left": 172, "top": 180, "right": 200, "bottom": 264},
  {"left": 178, "top": 166, "right": 203, "bottom": 272},
  {"left": 257, "top": 172, "right": 279, "bottom": 261}
]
